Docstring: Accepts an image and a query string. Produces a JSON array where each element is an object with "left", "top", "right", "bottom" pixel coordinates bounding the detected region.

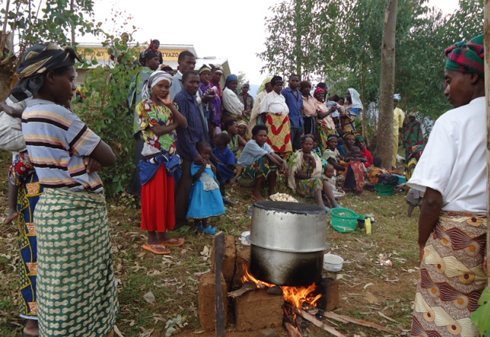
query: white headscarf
[
  {"left": 142, "top": 71, "right": 173, "bottom": 99},
  {"left": 394, "top": 93, "right": 401, "bottom": 101},
  {"left": 347, "top": 88, "right": 363, "bottom": 109}
]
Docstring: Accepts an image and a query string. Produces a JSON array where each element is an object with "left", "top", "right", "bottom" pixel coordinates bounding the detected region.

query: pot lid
[{"left": 253, "top": 201, "right": 326, "bottom": 215}]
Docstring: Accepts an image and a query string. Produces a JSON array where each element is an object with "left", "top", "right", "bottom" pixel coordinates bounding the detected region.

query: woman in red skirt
[{"left": 137, "top": 71, "right": 188, "bottom": 254}]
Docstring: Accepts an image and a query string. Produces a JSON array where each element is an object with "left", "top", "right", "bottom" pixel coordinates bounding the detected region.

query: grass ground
[{"left": 0, "top": 150, "right": 418, "bottom": 337}]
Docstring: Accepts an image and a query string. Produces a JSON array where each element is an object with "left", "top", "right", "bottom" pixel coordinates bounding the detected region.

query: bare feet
[
  {"left": 24, "top": 319, "right": 39, "bottom": 336},
  {"left": 4, "top": 210, "right": 18, "bottom": 225}
]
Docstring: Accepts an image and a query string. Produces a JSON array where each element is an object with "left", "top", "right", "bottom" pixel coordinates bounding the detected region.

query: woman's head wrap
[
  {"left": 445, "top": 34, "right": 484, "bottom": 76},
  {"left": 141, "top": 49, "right": 159, "bottom": 64},
  {"left": 394, "top": 93, "right": 401, "bottom": 101},
  {"left": 327, "top": 135, "right": 338, "bottom": 141},
  {"left": 271, "top": 75, "right": 283, "bottom": 86},
  {"left": 199, "top": 64, "right": 211, "bottom": 74},
  {"left": 142, "top": 71, "right": 173, "bottom": 99},
  {"left": 10, "top": 43, "right": 81, "bottom": 102},
  {"left": 225, "top": 74, "right": 238, "bottom": 93},
  {"left": 355, "top": 135, "right": 366, "bottom": 142},
  {"left": 314, "top": 87, "right": 326, "bottom": 97},
  {"left": 347, "top": 88, "right": 363, "bottom": 109},
  {"left": 258, "top": 76, "right": 273, "bottom": 93}
]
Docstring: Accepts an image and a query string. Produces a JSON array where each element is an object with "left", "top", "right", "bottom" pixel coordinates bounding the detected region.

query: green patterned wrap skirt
[{"left": 34, "top": 188, "right": 118, "bottom": 337}]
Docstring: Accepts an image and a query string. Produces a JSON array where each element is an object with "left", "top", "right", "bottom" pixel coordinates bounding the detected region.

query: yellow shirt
[{"left": 393, "top": 107, "right": 405, "bottom": 135}]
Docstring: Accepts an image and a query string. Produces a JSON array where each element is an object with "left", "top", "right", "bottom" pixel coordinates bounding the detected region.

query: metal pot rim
[
  {"left": 253, "top": 200, "right": 327, "bottom": 215},
  {"left": 250, "top": 242, "right": 330, "bottom": 253}
]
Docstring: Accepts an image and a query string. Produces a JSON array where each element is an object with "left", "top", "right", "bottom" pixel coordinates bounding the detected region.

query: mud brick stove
[{"left": 198, "top": 201, "right": 340, "bottom": 334}]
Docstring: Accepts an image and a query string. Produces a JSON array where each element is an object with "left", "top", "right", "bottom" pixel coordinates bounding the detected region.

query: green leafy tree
[
  {"left": 73, "top": 33, "right": 140, "bottom": 198},
  {"left": 0, "top": 0, "right": 102, "bottom": 99}
]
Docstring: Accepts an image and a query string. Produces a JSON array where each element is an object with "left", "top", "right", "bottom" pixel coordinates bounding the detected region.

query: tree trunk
[
  {"left": 294, "top": 0, "right": 302, "bottom": 78},
  {"left": 70, "top": 0, "right": 75, "bottom": 46},
  {"left": 377, "top": 0, "right": 398, "bottom": 169},
  {"left": 484, "top": 0, "right": 490, "bottom": 286}
]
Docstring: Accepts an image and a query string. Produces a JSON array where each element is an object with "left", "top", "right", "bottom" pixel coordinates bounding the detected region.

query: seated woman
[
  {"left": 212, "top": 133, "right": 236, "bottom": 183},
  {"left": 343, "top": 146, "right": 367, "bottom": 194},
  {"left": 222, "top": 119, "right": 246, "bottom": 155},
  {"left": 237, "top": 125, "right": 288, "bottom": 201},
  {"left": 355, "top": 135, "right": 373, "bottom": 167},
  {"left": 322, "top": 135, "right": 346, "bottom": 174},
  {"left": 288, "top": 135, "right": 340, "bottom": 210}
]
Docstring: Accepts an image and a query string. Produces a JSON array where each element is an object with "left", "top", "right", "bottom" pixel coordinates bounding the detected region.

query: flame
[{"left": 241, "top": 265, "right": 322, "bottom": 309}]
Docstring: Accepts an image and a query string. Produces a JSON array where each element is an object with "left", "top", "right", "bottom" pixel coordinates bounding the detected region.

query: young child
[
  {"left": 324, "top": 164, "right": 345, "bottom": 199},
  {"left": 187, "top": 142, "right": 226, "bottom": 235},
  {"left": 0, "top": 99, "right": 28, "bottom": 224},
  {"left": 237, "top": 125, "right": 288, "bottom": 201},
  {"left": 212, "top": 133, "right": 236, "bottom": 183},
  {"left": 343, "top": 146, "right": 366, "bottom": 193},
  {"left": 322, "top": 135, "right": 346, "bottom": 174}
]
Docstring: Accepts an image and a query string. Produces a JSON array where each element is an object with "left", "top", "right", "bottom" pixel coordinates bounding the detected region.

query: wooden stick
[
  {"left": 297, "top": 310, "right": 346, "bottom": 337},
  {"left": 323, "top": 311, "right": 400, "bottom": 335},
  {"left": 214, "top": 233, "right": 226, "bottom": 337},
  {"left": 284, "top": 322, "right": 303, "bottom": 337},
  {"left": 227, "top": 282, "right": 256, "bottom": 298}
]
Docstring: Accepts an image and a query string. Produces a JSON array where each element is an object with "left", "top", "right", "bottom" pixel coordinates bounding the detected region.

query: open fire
[{"left": 241, "top": 265, "right": 322, "bottom": 310}]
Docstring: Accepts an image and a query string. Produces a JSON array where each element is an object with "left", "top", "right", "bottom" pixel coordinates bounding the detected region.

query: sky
[{"left": 83, "top": 0, "right": 460, "bottom": 86}]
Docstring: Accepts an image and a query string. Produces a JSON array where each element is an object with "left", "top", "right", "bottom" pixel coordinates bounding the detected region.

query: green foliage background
[{"left": 258, "top": 0, "right": 484, "bottom": 121}]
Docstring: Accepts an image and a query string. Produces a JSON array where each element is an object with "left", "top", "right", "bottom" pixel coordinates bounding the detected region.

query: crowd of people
[{"left": 0, "top": 32, "right": 486, "bottom": 337}]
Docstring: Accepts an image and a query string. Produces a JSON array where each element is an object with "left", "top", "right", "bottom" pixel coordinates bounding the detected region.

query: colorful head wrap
[
  {"left": 394, "top": 93, "right": 401, "bottom": 101},
  {"left": 271, "top": 75, "right": 283, "bottom": 86},
  {"left": 199, "top": 65, "right": 211, "bottom": 74},
  {"left": 314, "top": 87, "right": 326, "bottom": 97},
  {"left": 142, "top": 71, "right": 173, "bottom": 99},
  {"left": 226, "top": 74, "right": 238, "bottom": 83},
  {"left": 355, "top": 135, "right": 366, "bottom": 142},
  {"left": 445, "top": 34, "right": 484, "bottom": 75},
  {"left": 237, "top": 120, "right": 248, "bottom": 127},
  {"left": 10, "top": 43, "right": 81, "bottom": 102}
]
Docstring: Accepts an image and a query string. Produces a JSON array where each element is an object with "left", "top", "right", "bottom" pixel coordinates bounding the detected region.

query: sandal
[
  {"left": 161, "top": 238, "right": 184, "bottom": 247},
  {"left": 142, "top": 244, "right": 170, "bottom": 255}
]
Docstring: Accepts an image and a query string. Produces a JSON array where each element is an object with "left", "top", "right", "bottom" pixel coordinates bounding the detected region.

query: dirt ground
[{"left": 0, "top": 151, "right": 418, "bottom": 337}]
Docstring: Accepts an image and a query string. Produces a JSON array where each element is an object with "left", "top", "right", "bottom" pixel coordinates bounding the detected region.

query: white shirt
[
  {"left": 260, "top": 91, "right": 289, "bottom": 115},
  {"left": 407, "top": 97, "right": 487, "bottom": 215},
  {"left": 222, "top": 87, "right": 244, "bottom": 116}
]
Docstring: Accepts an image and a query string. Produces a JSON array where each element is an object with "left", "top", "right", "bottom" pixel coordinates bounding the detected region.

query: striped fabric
[{"left": 22, "top": 99, "right": 104, "bottom": 193}]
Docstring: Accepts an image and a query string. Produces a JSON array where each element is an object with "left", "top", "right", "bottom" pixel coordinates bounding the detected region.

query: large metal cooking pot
[{"left": 249, "top": 201, "right": 329, "bottom": 286}]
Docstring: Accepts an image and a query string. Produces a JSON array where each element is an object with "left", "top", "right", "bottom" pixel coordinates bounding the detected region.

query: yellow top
[{"left": 393, "top": 107, "right": 405, "bottom": 134}]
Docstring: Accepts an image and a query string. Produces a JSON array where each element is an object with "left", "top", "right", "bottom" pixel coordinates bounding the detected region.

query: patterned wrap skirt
[
  {"left": 34, "top": 188, "right": 118, "bottom": 337},
  {"left": 411, "top": 211, "right": 487, "bottom": 337},
  {"left": 17, "top": 172, "right": 42, "bottom": 320},
  {"left": 264, "top": 113, "right": 292, "bottom": 153}
]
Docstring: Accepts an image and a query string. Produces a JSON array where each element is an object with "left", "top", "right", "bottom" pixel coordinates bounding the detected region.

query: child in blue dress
[
  {"left": 213, "top": 133, "right": 236, "bottom": 183},
  {"left": 187, "top": 141, "right": 225, "bottom": 235}
]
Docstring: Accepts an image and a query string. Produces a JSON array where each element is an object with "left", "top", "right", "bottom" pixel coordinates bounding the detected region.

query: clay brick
[
  {"left": 325, "top": 278, "right": 340, "bottom": 311},
  {"left": 211, "top": 235, "right": 237, "bottom": 284},
  {"left": 317, "top": 277, "right": 340, "bottom": 311},
  {"left": 198, "top": 272, "right": 228, "bottom": 331},
  {"left": 234, "top": 289, "right": 283, "bottom": 331},
  {"left": 232, "top": 246, "right": 251, "bottom": 289}
]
